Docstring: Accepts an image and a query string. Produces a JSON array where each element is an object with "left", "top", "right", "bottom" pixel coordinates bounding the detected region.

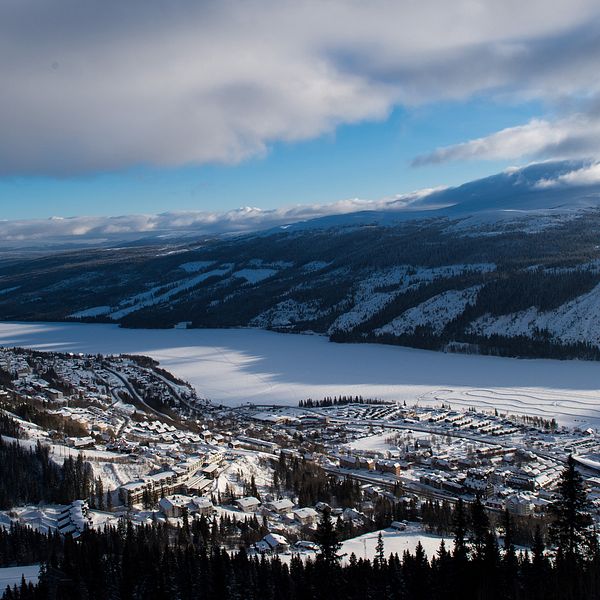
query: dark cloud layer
[{"left": 1, "top": 1, "right": 600, "bottom": 175}]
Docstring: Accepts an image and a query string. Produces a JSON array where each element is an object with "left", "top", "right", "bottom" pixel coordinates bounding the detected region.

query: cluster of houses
[
  {"left": 119, "top": 454, "right": 221, "bottom": 505},
  {"left": 233, "top": 496, "right": 320, "bottom": 526},
  {"left": 338, "top": 454, "right": 404, "bottom": 476}
]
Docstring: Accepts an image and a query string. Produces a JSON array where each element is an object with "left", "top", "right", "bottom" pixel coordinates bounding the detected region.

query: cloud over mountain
[
  {"left": 0, "top": 190, "right": 435, "bottom": 245},
  {"left": 413, "top": 105, "right": 600, "bottom": 166}
]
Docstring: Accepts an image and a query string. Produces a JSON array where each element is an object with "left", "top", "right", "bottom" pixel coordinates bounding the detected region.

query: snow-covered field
[
  {"left": 0, "top": 565, "right": 40, "bottom": 590},
  {"left": 340, "top": 527, "right": 445, "bottom": 563},
  {"left": 1, "top": 322, "right": 600, "bottom": 426}
]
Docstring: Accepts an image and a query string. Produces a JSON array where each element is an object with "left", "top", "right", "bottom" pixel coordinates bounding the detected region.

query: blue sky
[
  {"left": 0, "top": 99, "right": 542, "bottom": 220},
  {"left": 1, "top": 1, "right": 600, "bottom": 227}
]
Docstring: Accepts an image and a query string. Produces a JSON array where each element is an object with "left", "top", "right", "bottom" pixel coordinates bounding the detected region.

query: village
[{"left": 2, "top": 346, "right": 600, "bottom": 559}]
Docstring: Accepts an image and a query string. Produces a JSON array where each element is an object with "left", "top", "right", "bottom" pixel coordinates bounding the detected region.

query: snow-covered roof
[
  {"left": 267, "top": 498, "right": 294, "bottom": 512},
  {"left": 263, "top": 533, "right": 289, "bottom": 548},
  {"left": 235, "top": 496, "right": 261, "bottom": 509}
]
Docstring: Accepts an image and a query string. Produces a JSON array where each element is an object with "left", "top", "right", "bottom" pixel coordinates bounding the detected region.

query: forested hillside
[{"left": 3, "top": 204, "right": 600, "bottom": 360}]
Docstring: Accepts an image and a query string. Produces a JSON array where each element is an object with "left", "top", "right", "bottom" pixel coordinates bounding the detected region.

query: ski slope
[{"left": 0, "top": 322, "right": 599, "bottom": 426}]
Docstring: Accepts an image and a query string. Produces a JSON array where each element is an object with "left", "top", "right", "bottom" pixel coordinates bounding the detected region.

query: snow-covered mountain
[{"left": 3, "top": 160, "right": 600, "bottom": 361}]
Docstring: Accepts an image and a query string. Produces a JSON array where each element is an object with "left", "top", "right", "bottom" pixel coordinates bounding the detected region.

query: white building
[
  {"left": 266, "top": 498, "right": 295, "bottom": 514},
  {"left": 235, "top": 496, "right": 261, "bottom": 513},
  {"left": 293, "top": 507, "right": 319, "bottom": 525}
]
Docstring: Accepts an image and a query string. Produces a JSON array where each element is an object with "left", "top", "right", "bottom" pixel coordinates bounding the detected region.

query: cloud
[
  {"left": 535, "top": 162, "right": 600, "bottom": 188},
  {"left": 0, "top": 188, "right": 439, "bottom": 245},
  {"left": 412, "top": 110, "right": 600, "bottom": 166},
  {"left": 1, "top": 1, "right": 600, "bottom": 175}
]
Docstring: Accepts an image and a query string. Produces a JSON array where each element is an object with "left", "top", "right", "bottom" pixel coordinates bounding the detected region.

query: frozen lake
[{"left": 0, "top": 321, "right": 600, "bottom": 426}]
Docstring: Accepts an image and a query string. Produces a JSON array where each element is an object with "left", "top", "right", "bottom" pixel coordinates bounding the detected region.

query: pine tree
[
  {"left": 97, "top": 477, "right": 104, "bottom": 510},
  {"left": 452, "top": 499, "right": 469, "bottom": 561},
  {"left": 375, "top": 531, "right": 385, "bottom": 567},
  {"left": 470, "top": 496, "right": 490, "bottom": 559},
  {"left": 549, "top": 455, "right": 593, "bottom": 560},
  {"left": 315, "top": 508, "right": 341, "bottom": 566}
]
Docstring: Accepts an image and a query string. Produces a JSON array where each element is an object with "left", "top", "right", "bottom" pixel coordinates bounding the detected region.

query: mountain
[{"left": 3, "top": 160, "right": 600, "bottom": 360}]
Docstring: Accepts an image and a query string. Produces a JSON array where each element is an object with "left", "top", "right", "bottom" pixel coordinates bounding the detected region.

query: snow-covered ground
[
  {"left": 0, "top": 565, "right": 40, "bottom": 590},
  {"left": 340, "top": 527, "right": 446, "bottom": 563},
  {"left": 329, "top": 264, "right": 494, "bottom": 334},
  {"left": 376, "top": 286, "right": 481, "bottom": 336},
  {"left": 1, "top": 322, "right": 600, "bottom": 426},
  {"left": 470, "top": 281, "right": 600, "bottom": 346}
]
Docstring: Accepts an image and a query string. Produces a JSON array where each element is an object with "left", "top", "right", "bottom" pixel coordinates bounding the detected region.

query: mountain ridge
[{"left": 3, "top": 160, "right": 600, "bottom": 361}]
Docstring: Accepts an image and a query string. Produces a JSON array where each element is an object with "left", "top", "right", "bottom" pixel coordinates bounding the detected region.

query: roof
[
  {"left": 268, "top": 498, "right": 294, "bottom": 511},
  {"left": 191, "top": 497, "right": 213, "bottom": 509},
  {"left": 235, "top": 496, "right": 261, "bottom": 509},
  {"left": 293, "top": 507, "right": 318, "bottom": 519},
  {"left": 159, "top": 494, "right": 191, "bottom": 509},
  {"left": 263, "top": 533, "right": 289, "bottom": 548}
]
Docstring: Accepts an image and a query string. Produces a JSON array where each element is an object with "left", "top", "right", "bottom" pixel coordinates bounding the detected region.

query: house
[
  {"left": 293, "top": 507, "right": 319, "bottom": 525},
  {"left": 358, "top": 457, "right": 376, "bottom": 471},
  {"left": 118, "top": 469, "right": 178, "bottom": 505},
  {"left": 266, "top": 498, "right": 294, "bottom": 514},
  {"left": 376, "top": 459, "right": 403, "bottom": 477},
  {"left": 339, "top": 455, "right": 358, "bottom": 469},
  {"left": 294, "top": 540, "right": 320, "bottom": 552},
  {"left": 67, "top": 436, "right": 95, "bottom": 449},
  {"left": 189, "top": 496, "right": 214, "bottom": 516},
  {"left": 235, "top": 496, "right": 261, "bottom": 512},
  {"left": 47, "top": 388, "right": 64, "bottom": 400},
  {"left": 57, "top": 500, "right": 91, "bottom": 538},
  {"left": 159, "top": 495, "right": 191, "bottom": 518},
  {"left": 261, "top": 533, "right": 290, "bottom": 553},
  {"left": 506, "top": 494, "right": 534, "bottom": 516},
  {"left": 236, "top": 436, "right": 279, "bottom": 453},
  {"left": 342, "top": 508, "right": 365, "bottom": 523},
  {"left": 201, "top": 463, "right": 219, "bottom": 479}
]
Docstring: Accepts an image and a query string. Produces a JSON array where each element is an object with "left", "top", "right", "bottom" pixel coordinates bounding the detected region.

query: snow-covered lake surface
[{"left": 1, "top": 322, "right": 600, "bottom": 426}]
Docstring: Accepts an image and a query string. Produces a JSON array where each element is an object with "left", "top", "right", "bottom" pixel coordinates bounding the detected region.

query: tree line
[
  {"left": 2, "top": 457, "right": 600, "bottom": 600},
  {"left": 0, "top": 437, "right": 94, "bottom": 509}
]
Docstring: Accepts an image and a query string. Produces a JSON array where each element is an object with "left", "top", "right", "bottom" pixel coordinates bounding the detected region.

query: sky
[{"left": 2, "top": 1, "right": 600, "bottom": 227}]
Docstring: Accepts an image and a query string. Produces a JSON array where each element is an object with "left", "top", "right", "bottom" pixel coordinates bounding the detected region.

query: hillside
[{"left": 3, "top": 161, "right": 600, "bottom": 360}]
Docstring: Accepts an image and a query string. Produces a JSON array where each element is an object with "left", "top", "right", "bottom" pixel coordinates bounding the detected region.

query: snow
[
  {"left": 251, "top": 299, "right": 324, "bottom": 327},
  {"left": 329, "top": 265, "right": 495, "bottom": 333},
  {"left": 70, "top": 306, "right": 112, "bottom": 318},
  {"left": 108, "top": 267, "right": 234, "bottom": 319},
  {"left": 179, "top": 261, "right": 216, "bottom": 273},
  {"left": 376, "top": 286, "right": 481, "bottom": 336},
  {"left": 231, "top": 268, "right": 278, "bottom": 284},
  {"left": 344, "top": 433, "right": 396, "bottom": 453},
  {"left": 0, "top": 565, "right": 40, "bottom": 589},
  {"left": 2, "top": 322, "right": 600, "bottom": 426},
  {"left": 470, "top": 281, "right": 600, "bottom": 347},
  {"left": 302, "top": 261, "right": 331, "bottom": 272},
  {"left": 0, "top": 286, "right": 20, "bottom": 296},
  {"left": 340, "top": 527, "right": 446, "bottom": 563}
]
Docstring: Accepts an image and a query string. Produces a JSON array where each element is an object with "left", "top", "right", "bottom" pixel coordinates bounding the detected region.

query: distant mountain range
[{"left": 3, "top": 159, "right": 600, "bottom": 360}]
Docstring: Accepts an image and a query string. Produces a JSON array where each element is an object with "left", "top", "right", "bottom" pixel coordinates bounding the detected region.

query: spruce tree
[
  {"left": 452, "top": 499, "right": 469, "bottom": 561},
  {"left": 549, "top": 455, "right": 593, "bottom": 560},
  {"left": 375, "top": 531, "right": 385, "bottom": 567},
  {"left": 470, "top": 496, "right": 490, "bottom": 559},
  {"left": 315, "top": 508, "right": 341, "bottom": 566}
]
